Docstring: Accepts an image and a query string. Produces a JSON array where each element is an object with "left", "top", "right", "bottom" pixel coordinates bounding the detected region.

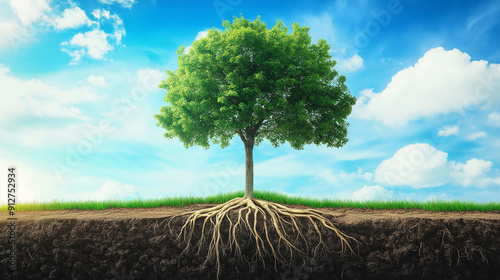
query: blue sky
[{"left": 1, "top": 0, "right": 499, "bottom": 204}]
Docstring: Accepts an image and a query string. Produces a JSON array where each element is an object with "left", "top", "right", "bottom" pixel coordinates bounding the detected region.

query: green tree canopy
[{"left": 155, "top": 15, "right": 356, "bottom": 198}]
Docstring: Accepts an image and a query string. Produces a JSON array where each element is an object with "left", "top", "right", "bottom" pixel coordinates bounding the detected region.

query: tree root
[{"left": 168, "top": 197, "right": 358, "bottom": 278}]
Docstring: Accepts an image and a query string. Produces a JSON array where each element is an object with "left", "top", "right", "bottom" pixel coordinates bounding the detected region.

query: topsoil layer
[{"left": 1, "top": 204, "right": 500, "bottom": 280}]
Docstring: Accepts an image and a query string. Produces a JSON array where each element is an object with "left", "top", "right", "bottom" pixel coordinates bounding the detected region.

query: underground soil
[{"left": 1, "top": 203, "right": 499, "bottom": 279}]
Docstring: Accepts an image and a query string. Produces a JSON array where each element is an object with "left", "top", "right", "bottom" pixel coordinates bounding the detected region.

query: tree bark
[{"left": 243, "top": 135, "right": 255, "bottom": 199}]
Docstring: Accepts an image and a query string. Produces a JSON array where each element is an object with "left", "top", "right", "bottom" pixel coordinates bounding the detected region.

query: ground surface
[{"left": 2, "top": 204, "right": 500, "bottom": 279}]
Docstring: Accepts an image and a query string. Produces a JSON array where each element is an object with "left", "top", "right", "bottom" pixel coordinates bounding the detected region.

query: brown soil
[{"left": 2, "top": 204, "right": 500, "bottom": 279}]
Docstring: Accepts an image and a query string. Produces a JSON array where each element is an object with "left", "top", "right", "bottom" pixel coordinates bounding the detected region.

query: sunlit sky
[{"left": 1, "top": 0, "right": 499, "bottom": 203}]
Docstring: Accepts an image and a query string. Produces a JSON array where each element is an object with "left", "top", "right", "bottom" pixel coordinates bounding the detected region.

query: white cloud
[
  {"left": 81, "top": 181, "right": 142, "bottom": 201},
  {"left": 5, "top": 1, "right": 126, "bottom": 59},
  {"left": 0, "top": 65, "right": 99, "bottom": 123},
  {"left": 337, "top": 53, "right": 364, "bottom": 72},
  {"left": 109, "top": 14, "right": 125, "bottom": 45},
  {"left": 466, "top": 131, "right": 487, "bottom": 140},
  {"left": 374, "top": 143, "right": 500, "bottom": 188},
  {"left": 67, "top": 29, "right": 113, "bottom": 60},
  {"left": 352, "top": 185, "right": 393, "bottom": 201},
  {"left": 487, "top": 112, "right": 500, "bottom": 127},
  {"left": 0, "top": 2, "right": 46, "bottom": 49},
  {"left": 50, "top": 6, "right": 92, "bottom": 30},
  {"left": 195, "top": 30, "right": 209, "bottom": 41},
  {"left": 451, "top": 158, "right": 493, "bottom": 187},
  {"left": 61, "top": 48, "right": 85, "bottom": 65},
  {"left": 92, "top": 9, "right": 110, "bottom": 20},
  {"left": 454, "top": 158, "right": 492, "bottom": 178},
  {"left": 8, "top": 0, "right": 51, "bottom": 25},
  {"left": 61, "top": 10, "right": 125, "bottom": 63},
  {"left": 88, "top": 75, "right": 106, "bottom": 86},
  {"left": 374, "top": 143, "right": 450, "bottom": 188},
  {"left": 353, "top": 47, "right": 500, "bottom": 126},
  {"left": 98, "top": 0, "right": 136, "bottom": 9},
  {"left": 438, "top": 125, "right": 459, "bottom": 137}
]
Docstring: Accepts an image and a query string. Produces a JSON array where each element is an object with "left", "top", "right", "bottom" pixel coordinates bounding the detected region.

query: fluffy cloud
[
  {"left": 375, "top": 143, "right": 450, "bottom": 188},
  {"left": 374, "top": 143, "right": 500, "bottom": 188},
  {"left": 354, "top": 47, "right": 500, "bottom": 126},
  {"left": 60, "top": 9, "right": 125, "bottom": 63},
  {"left": 195, "top": 30, "right": 209, "bottom": 41},
  {"left": 487, "top": 112, "right": 500, "bottom": 127},
  {"left": 50, "top": 6, "right": 92, "bottom": 30},
  {"left": 92, "top": 9, "right": 110, "bottom": 20},
  {"left": 92, "top": 10, "right": 125, "bottom": 44},
  {"left": 466, "top": 131, "right": 487, "bottom": 141},
  {"left": 2, "top": 0, "right": 50, "bottom": 49},
  {"left": 98, "top": 0, "right": 136, "bottom": 9},
  {"left": 0, "top": 64, "right": 99, "bottom": 123},
  {"left": 337, "top": 53, "right": 364, "bottom": 72},
  {"left": 352, "top": 185, "right": 393, "bottom": 201},
  {"left": 8, "top": 0, "right": 51, "bottom": 25},
  {"left": 5, "top": 1, "right": 127, "bottom": 59},
  {"left": 66, "top": 29, "right": 114, "bottom": 60},
  {"left": 438, "top": 125, "right": 459, "bottom": 137},
  {"left": 451, "top": 158, "right": 493, "bottom": 187},
  {"left": 88, "top": 75, "right": 106, "bottom": 86},
  {"left": 61, "top": 48, "right": 85, "bottom": 65},
  {"left": 109, "top": 14, "right": 125, "bottom": 45}
]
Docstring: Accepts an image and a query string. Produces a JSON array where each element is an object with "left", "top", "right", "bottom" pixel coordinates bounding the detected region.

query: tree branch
[
  {"left": 237, "top": 130, "right": 246, "bottom": 144},
  {"left": 252, "top": 119, "right": 264, "bottom": 134}
]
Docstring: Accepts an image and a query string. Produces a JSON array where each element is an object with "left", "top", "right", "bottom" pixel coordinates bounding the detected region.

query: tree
[
  {"left": 155, "top": 15, "right": 357, "bottom": 277},
  {"left": 155, "top": 16, "right": 356, "bottom": 199}
]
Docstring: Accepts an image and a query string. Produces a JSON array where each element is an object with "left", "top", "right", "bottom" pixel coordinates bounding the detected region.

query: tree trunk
[{"left": 243, "top": 137, "right": 255, "bottom": 199}]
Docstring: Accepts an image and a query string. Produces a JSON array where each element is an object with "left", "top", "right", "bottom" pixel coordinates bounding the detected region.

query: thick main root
[{"left": 168, "top": 197, "right": 357, "bottom": 277}]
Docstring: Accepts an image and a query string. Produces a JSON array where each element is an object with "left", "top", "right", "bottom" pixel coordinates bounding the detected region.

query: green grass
[{"left": 2, "top": 190, "right": 500, "bottom": 212}]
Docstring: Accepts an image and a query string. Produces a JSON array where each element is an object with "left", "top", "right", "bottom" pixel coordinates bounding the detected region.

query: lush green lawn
[{"left": 3, "top": 190, "right": 500, "bottom": 212}]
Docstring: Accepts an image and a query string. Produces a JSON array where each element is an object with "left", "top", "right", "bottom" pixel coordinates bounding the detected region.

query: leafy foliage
[{"left": 154, "top": 16, "right": 356, "bottom": 150}]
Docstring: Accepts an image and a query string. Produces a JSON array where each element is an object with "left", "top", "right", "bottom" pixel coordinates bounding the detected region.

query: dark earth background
[{"left": 1, "top": 205, "right": 499, "bottom": 279}]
